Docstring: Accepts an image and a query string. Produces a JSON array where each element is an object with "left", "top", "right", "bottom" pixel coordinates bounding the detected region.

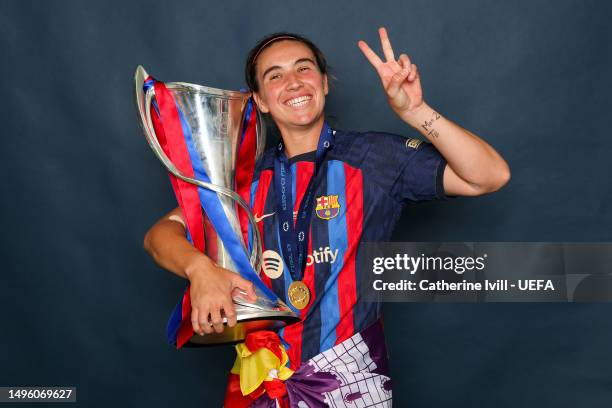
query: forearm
[
  {"left": 401, "top": 102, "right": 510, "bottom": 191},
  {"left": 143, "top": 208, "right": 258, "bottom": 334},
  {"left": 143, "top": 213, "right": 213, "bottom": 280}
]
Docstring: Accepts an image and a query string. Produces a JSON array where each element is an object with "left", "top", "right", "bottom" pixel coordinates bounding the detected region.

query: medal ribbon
[
  {"left": 145, "top": 77, "right": 279, "bottom": 305},
  {"left": 274, "top": 123, "right": 334, "bottom": 281}
]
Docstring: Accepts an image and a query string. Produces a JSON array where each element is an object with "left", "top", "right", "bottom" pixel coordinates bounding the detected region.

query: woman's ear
[
  {"left": 252, "top": 92, "right": 269, "bottom": 113},
  {"left": 323, "top": 74, "right": 329, "bottom": 96}
]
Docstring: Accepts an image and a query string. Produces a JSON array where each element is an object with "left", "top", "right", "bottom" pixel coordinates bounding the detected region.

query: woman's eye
[
  {"left": 269, "top": 73, "right": 281, "bottom": 80},
  {"left": 298, "top": 66, "right": 310, "bottom": 72}
]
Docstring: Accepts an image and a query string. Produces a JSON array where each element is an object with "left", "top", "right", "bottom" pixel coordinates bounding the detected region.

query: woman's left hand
[{"left": 358, "top": 27, "right": 424, "bottom": 118}]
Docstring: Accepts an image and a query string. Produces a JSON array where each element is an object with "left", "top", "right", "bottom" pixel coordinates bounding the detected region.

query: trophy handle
[{"left": 134, "top": 66, "right": 263, "bottom": 276}]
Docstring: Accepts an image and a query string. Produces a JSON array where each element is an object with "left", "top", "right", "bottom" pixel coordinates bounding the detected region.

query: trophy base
[{"left": 187, "top": 309, "right": 300, "bottom": 346}]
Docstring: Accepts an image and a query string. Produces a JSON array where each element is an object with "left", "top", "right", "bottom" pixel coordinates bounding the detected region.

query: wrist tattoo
[{"left": 421, "top": 111, "right": 441, "bottom": 139}]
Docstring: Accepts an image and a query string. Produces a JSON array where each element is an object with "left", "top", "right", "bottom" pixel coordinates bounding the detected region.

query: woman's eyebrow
[
  {"left": 294, "top": 58, "right": 315, "bottom": 66},
  {"left": 262, "top": 65, "right": 281, "bottom": 79},
  {"left": 262, "top": 58, "right": 316, "bottom": 79}
]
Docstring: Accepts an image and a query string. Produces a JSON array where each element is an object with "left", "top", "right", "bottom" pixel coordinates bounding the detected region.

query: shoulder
[
  {"left": 250, "top": 147, "right": 276, "bottom": 186},
  {"left": 255, "top": 146, "right": 277, "bottom": 172},
  {"left": 329, "top": 128, "right": 424, "bottom": 167},
  {"left": 332, "top": 128, "right": 404, "bottom": 145}
]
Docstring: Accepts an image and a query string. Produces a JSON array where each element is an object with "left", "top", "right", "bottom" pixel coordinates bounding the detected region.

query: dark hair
[{"left": 245, "top": 32, "right": 328, "bottom": 92}]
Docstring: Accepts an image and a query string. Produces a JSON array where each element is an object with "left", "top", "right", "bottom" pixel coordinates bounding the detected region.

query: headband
[{"left": 252, "top": 35, "right": 298, "bottom": 62}]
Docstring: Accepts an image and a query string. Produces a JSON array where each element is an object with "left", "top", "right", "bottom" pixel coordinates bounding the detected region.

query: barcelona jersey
[{"left": 246, "top": 129, "right": 447, "bottom": 369}]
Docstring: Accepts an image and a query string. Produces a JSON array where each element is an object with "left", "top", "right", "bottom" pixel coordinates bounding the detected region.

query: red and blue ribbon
[{"left": 143, "top": 76, "right": 276, "bottom": 347}]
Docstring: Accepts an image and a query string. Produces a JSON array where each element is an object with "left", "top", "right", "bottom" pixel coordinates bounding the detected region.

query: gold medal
[{"left": 287, "top": 281, "right": 310, "bottom": 310}]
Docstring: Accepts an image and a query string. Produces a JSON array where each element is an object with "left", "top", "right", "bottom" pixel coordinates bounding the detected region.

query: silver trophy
[{"left": 134, "top": 66, "right": 298, "bottom": 345}]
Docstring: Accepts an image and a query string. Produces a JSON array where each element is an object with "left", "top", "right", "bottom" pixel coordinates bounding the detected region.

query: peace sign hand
[{"left": 358, "top": 27, "right": 424, "bottom": 118}]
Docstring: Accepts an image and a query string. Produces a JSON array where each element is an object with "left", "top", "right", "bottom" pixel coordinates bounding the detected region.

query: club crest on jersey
[{"left": 315, "top": 194, "right": 340, "bottom": 220}]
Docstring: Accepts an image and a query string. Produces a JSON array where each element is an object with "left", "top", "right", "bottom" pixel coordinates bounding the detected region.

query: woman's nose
[{"left": 284, "top": 72, "right": 302, "bottom": 90}]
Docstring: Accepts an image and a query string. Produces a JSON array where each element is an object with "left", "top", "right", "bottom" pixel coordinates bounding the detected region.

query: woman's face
[{"left": 253, "top": 40, "right": 328, "bottom": 133}]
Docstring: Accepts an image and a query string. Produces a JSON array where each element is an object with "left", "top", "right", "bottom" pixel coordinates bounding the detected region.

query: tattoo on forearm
[{"left": 421, "top": 111, "right": 441, "bottom": 139}]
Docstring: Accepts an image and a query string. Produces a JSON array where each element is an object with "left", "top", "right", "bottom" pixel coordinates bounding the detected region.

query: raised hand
[{"left": 358, "top": 27, "right": 424, "bottom": 117}]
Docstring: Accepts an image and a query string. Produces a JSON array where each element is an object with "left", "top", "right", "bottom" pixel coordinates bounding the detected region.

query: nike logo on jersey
[
  {"left": 254, "top": 212, "right": 275, "bottom": 223},
  {"left": 254, "top": 211, "right": 299, "bottom": 223}
]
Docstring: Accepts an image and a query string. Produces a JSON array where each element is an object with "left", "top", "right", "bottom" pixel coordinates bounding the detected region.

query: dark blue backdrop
[{"left": 1, "top": 0, "right": 611, "bottom": 406}]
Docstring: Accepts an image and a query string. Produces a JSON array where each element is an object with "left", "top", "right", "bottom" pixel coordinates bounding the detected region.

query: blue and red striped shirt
[{"left": 246, "top": 129, "right": 447, "bottom": 368}]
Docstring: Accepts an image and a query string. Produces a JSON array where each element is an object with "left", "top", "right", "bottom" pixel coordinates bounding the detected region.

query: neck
[{"left": 278, "top": 116, "right": 325, "bottom": 159}]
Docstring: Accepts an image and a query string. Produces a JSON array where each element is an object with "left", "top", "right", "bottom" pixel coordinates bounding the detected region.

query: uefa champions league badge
[{"left": 405, "top": 138, "right": 423, "bottom": 149}]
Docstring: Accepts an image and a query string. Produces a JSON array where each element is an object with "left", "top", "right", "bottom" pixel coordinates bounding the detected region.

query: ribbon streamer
[
  {"left": 143, "top": 77, "right": 277, "bottom": 347},
  {"left": 225, "top": 331, "right": 340, "bottom": 408}
]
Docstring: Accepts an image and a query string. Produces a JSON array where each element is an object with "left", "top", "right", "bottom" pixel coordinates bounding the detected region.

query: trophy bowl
[{"left": 135, "top": 66, "right": 299, "bottom": 346}]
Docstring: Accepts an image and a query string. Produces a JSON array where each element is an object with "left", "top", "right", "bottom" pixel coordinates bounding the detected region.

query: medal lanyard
[{"left": 274, "top": 123, "right": 334, "bottom": 281}]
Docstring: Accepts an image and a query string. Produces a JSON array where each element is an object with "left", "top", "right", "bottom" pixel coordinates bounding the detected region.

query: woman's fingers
[
  {"left": 192, "top": 305, "right": 212, "bottom": 335},
  {"left": 398, "top": 54, "right": 412, "bottom": 70},
  {"left": 398, "top": 56, "right": 418, "bottom": 82},
  {"left": 191, "top": 307, "right": 201, "bottom": 335},
  {"left": 386, "top": 67, "right": 410, "bottom": 98},
  {"left": 379, "top": 27, "right": 395, "bottom": 62},
  {"left": 360, "top": 31, "right": 415, "bottom": 86},
  {"left": 357, "top": 40, "right": 383, "bottom": 69},
  {"left": 223, "top": 300, "right": 238, "bottom": 328},
  {"left": 200, "top": 304, "right": 213, "bottom": 334},
  {"left": 193, "top": 302, "right": 233, "bottom": 335},
  {"left": 408, "top": 64, "right": 418, "bottom": 82},
  {"left": 209, "top": 306, "right": 224, "bottom": 334},
  {"left": 232, "top": 274, "right": 257, "bottom": 302}
]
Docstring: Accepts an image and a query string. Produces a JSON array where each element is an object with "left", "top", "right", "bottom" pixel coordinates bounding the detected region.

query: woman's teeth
[{"left": 286, "top": 96, "right": 312, "bottom": 107}]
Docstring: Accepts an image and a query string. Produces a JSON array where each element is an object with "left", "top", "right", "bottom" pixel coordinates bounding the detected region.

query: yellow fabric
[{"left": 230, "top": 342, "right": 294, "bottom": 396}]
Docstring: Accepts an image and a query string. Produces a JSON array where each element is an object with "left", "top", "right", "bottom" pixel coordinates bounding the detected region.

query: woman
[{"left": 144, "top": 28, "right": 510, "bottom": 406}]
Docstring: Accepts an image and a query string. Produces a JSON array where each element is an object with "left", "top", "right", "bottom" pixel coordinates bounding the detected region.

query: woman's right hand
[
  {"left": 143, "top": 207, "right": 258, "bottom": 336},
  {"left": 186, "top": 254, "right": 258, "bottom": 335}
]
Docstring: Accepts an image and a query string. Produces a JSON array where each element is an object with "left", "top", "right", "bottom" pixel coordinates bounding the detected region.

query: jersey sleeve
[
  {"left": 361, "top": 132, "right": 447, "bottom": 204},
  {"left": 392, "top": 139, "right": 447, "bottom": 203}
]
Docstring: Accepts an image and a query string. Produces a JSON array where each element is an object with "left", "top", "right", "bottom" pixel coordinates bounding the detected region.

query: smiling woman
[
  {"left": 143, "top": 28, "right": 510, "bottom": 407},
  {"left": 247, "top": 33, "right": 330, "bottom": 158}
]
